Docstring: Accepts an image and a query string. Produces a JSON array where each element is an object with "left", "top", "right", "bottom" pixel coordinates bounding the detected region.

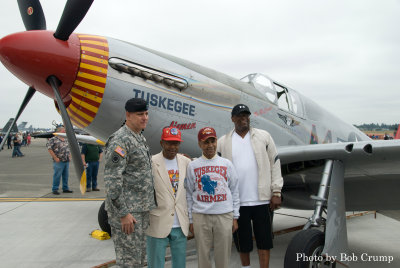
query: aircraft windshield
[
  {"left": 241, "top": 73, "right": 277, "bottom": 104},
  {"left": 241, "top": 73, "right": 304, "bottom": 117}
]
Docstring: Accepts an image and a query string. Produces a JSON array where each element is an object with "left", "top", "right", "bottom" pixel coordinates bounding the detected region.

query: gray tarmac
[{"left": 0, "top": 139, "right": 399, "bottom": 267}]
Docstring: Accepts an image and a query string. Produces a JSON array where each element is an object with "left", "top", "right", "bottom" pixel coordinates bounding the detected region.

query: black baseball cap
[
  {"left": 125, "top": 98, "right": 148, "bottom": 112},
  {"left": 231, "top": 104, "right": 251, "bottom": 116}
]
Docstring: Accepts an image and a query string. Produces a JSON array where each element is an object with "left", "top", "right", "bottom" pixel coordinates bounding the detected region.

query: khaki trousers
[{"left": 193, "top": 212, "right": 233, "bottom": 268}]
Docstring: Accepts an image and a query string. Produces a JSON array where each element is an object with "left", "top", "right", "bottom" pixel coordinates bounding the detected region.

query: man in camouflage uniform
[
  {"left": 104, "top": 98, "right": 156, "bottom": 267},
  {"left": 47, "top": 126, "right": 73, "bottom": 195}
]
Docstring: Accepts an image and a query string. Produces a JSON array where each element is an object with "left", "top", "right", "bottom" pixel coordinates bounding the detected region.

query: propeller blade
[
  {"left": 0, "top": 87, "right": 35, "bottom": 151},
  {"left": 47, "top": 76, "right": 87, "bottom": 194},
  {"left": 54, "top": 0, "right": 94, "bottom": 41},
  {"left": 17, "top": 0, "right": 46, "bottom": 31}
]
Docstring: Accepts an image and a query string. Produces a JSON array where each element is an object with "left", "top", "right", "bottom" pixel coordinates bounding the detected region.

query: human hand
[
  {"left": 232, "top": 219, "right": 238, "bottom": 233},
  {"left": 270, "top": 196, "right": 282, "bottom": 210},
  {"left": 189, "top": 223, "right": 194, "bottom": 236},
  {"left": 120, "top": 213, "right": 137, "bottom": 234}
]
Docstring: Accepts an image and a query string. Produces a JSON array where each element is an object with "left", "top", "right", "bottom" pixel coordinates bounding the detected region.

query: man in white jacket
[
  {"left": 185, "top": 127, "right": 240, "bottom": 268},
  {"left": 146, "top": 127, "right": 191, "bottom": 267},
  {"left": 217, "top": 104, "right": 283, "bottom": 268}
]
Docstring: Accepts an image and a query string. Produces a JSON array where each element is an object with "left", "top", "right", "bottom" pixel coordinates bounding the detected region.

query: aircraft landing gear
[
  {"left": 284, "top": 160, "right": 346, "bottom": 268},
  {"left": 284, "top": 229, "right": 334, "bottom": 268},
  {"left": 98, "top": 201, "right": 112, "bottom": 236}
]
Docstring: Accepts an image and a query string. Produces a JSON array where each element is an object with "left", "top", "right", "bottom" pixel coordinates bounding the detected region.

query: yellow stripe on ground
[{"left": 0, "top": 198, "right": 105, "bottom": 202}]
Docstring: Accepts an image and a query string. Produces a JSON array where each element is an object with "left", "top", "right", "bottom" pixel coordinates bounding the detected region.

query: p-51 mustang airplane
[{"left": 1, "top": 0, "right": 399, "bottom": 267}]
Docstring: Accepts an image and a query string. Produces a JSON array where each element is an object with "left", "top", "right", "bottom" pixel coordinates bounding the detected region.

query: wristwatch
[{"left": 273, "top": 192, "right": 281, "bottom": 198}]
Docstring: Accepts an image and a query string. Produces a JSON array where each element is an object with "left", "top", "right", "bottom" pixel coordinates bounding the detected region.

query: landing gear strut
[{"left": 284, "top": 160, "right": 347, "bottom": 268}]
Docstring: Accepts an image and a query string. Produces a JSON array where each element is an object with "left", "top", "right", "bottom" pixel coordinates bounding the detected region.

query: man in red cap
[
  {"left": 185, "top": 127, "right": 240, "bottom": 268},
  {"left": 146, "top": 127, "right": 191, "bottom": 267}
]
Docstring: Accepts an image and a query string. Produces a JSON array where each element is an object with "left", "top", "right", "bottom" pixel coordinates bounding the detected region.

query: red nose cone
[{"left": 0, "top": 30, "right": 80, "bottom": 100}]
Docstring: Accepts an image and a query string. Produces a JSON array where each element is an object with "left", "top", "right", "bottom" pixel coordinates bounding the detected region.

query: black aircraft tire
[
  {"left": 284, "top": 229, "right": 326, "bottom": 268},
  {"left": 98, "top": 201, "right": 112, "bottom": 236}
]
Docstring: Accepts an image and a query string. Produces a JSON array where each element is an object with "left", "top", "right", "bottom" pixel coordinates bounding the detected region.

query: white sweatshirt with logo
[{"left": 184, "top": 155, "right": 240, "bottom": 223}]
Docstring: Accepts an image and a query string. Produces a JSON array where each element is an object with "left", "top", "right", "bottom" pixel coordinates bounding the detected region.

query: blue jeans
[
  {"left": 86, "top": 161, "right": 99, "bottom": 189},
  {"left": 52, "top": 161, "right": 70, "bottom": 191},
  {"left": 147, "top": 227, "right": 187, "bottom": 268},
  {"left": 12, "top": 145, "right": 23, "bottom": 157}
]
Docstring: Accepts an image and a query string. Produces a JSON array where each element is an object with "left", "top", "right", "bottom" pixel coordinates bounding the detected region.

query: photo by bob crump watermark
[{"left": 296, "top": 253, "right": 394, "bottom": 264}]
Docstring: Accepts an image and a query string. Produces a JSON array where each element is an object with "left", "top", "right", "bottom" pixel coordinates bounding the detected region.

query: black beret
[
  {"left": 231, "top": 104, "right": 251, "bottom": 116},
  {"left": 125, "top": 98, "right": 148, "bottom": 112}
]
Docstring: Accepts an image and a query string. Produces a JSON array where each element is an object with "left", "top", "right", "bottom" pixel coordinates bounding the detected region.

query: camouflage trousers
[{"left": 110, "top": 212, "right": 150, "bottom": 268}]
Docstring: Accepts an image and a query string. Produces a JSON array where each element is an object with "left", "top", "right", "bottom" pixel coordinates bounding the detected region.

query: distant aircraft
[
  {"left": 1, "top": 118, "right": 19, "bottom": 135},
  {"left": 17, "top": 121, "right": 27, "bottom": 130},
  {"left": 16, "top": 121, "right": 36, "bottom": 133},
  {"left": 1, "top": 0, "right": 400, "bottom": 266}
]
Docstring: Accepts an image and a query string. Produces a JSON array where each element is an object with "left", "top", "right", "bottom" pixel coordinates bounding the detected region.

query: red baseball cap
[
  {"left": 198, "top": 127, "right": 217, "bottom": 141},
  {"left": 161, "top": 127, "right": 182, "bottom": 141}
]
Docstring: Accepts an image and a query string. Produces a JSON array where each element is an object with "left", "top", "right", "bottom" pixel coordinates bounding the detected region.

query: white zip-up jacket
[{"left": 217, "top": 127, "right": 283, "bottom": 201}]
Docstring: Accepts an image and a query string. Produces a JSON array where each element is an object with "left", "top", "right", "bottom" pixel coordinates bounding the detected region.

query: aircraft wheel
[
  {"left": 98, "top": 201, "right": 111, "bottom": 236},
  {"left": 284, "top": 229, "right": 334, "bottom": 268}
]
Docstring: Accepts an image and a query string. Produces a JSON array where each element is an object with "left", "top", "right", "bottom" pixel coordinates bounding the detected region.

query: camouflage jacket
[
  {"left": 46, "top": 136, "right": 70, "bottom": 162},
  {"left": 104, "top": 125, "right": 155, "bottom": 218}
]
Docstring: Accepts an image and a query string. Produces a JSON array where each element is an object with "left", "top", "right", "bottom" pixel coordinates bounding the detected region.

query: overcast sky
[{"left": 1, "top": 0, "right": 400, "bottom": 128}]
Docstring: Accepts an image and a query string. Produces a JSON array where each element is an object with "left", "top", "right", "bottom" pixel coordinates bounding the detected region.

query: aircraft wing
[
  {"left": 278, "top": 140, "right": 400, "bottom": 211},
  {"left": 279, "top": 140, "right": 400, "bottom": 174}
]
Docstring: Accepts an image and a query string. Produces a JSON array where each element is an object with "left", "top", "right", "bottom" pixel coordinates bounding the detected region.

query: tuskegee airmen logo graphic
[
  {"left": 201, "top": 175, "right": 217, "bottom": 195},
  {"left": 194, "top": 166, "right": 228, "bottom": 202}
]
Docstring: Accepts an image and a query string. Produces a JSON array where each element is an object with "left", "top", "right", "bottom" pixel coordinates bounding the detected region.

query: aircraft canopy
[{"left": 241, "top": 73, "right": 304, "bottom": 118}]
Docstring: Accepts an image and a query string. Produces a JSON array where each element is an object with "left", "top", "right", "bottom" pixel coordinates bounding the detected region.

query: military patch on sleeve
[
  {"left": 114, "top": 146, "right": 126, "bottom": 158},
  {"left": 112, "top": 153, "right": 121, "bottom": 163}
]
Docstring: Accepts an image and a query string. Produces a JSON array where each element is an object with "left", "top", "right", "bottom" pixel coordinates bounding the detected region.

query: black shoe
[
  {"left": 86, "top": 188, "right": 92, "bottom": 192},
  {"left": 53, "top": 191, "right": 60, "bottom": 195},
  {"left": 63, "top": 190, "right": 73, "bottom": 193},
  {"left": 92, "top": 188, "right": 100, "bottom": 191}
]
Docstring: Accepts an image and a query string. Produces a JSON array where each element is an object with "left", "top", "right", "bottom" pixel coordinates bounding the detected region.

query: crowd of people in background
[
  {"left": 0, "top": 132, "right": 32, "bottom": 157},
  {"left": 368, "top": 132, "right": 396, "bottom": 140}
]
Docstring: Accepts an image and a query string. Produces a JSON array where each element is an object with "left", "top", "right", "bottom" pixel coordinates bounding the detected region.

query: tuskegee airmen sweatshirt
[{"left": 184, "top": 154, "right": 240, "bottom": 223}]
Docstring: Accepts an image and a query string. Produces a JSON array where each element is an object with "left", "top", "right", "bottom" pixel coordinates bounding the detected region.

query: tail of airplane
[
  {"left": 1, "top": 118, "right": 18, "bottom": 134},
  {"left": 17, "top": 121, "right": 28, "bottom": 129},
  {"left": 395, "top": 123, "right": 400, "bottom": 139}
]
